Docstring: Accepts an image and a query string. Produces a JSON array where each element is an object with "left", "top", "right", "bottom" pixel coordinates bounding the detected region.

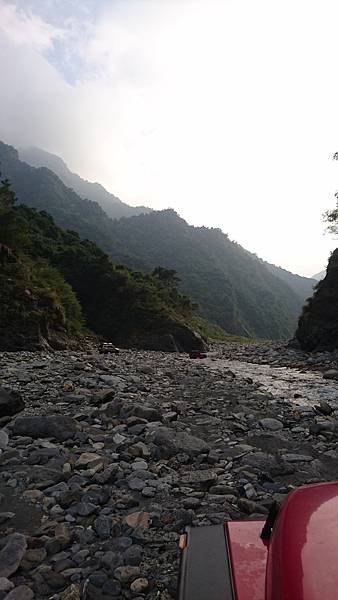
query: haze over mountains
[
  {"left": 19, "top": 146, "right": 152, "bottom": 220},
  {"left": 0, "top": 141, "right": 316, "bottom": 340}
]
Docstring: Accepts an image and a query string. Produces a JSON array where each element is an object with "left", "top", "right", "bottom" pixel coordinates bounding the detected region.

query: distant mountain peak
[
  {"left": 312, "top": 270, "right": 325, "bottom": 281},
  {"left": 18, "top": 146, "right": 152, "bottom": 221}
]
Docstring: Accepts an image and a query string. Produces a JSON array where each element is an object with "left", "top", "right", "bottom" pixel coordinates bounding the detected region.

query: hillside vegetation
[
  {"left": 0, "top": 178, "right": 207, "bottom": 351},
  {"left": 0, "top": 141, "right": 314, "bottom": 339}
]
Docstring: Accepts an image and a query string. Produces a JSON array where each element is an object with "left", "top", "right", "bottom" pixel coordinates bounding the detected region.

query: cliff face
[{"left": 296, "top": 249, "right": 338, "bottom": 351}]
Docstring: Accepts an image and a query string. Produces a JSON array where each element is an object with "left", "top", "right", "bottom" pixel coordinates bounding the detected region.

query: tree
[
  {"left": 325, "top": 154, "right": 338, "bottom": 235},
  {"left": 152, "top": 266, "right": 181, "bottom": 288},
  {"left": 0, "top": 178, "right": 27, "bottom": 257}
]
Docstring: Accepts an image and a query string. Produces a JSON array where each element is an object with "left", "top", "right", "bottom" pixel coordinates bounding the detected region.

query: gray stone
[
  {"left": 259, "top": 418, "right": 283, "bottom": 431},
  {"left": 133, "top": 405, "right": 162, "bottom": 422},
  {"left": 3, "top": 585, "right": 34, "bottom": 600},
  {"left": 150, "top": 427, "right": 210, "bottom": 457},
  {"left": 0, "top": 430, "right": 9, "bottom": 450},
  {"left": 13, "top": 416, "right": 77, "bottom": 442},
  {"left": 0, "top": 579, "right": 14, "bottom": 593},
  {"left": 131, "top": 460, "right": 148, "bottom": 471},
  {"left": 179, "top": 470, "right": 218, "bottom": 489},
  {"left": 94, "top": 516, "right": 112, "bottom": 539},
  {"left": 323, "top": 369, "right": 338, "bottom": 380},
  {"left": 122, "top": 545, "right": 142, "bottom": 566},
  {"left": 282, "top": 453, "right": 313, "bottom": 462},
  {"left": 75, "top": 502, "right": 97, "bottom": 516},
  {"left": 114, "top": 565, "right": 140, "bottom": 583},
  {"left": 102, "top": 579, "right": 122, "bottom": 596},
  {"left": 0, "top": 533, "right": 27, "bottom": 578}
]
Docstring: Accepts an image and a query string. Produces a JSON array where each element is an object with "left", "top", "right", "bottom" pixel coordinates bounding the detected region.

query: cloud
[
  {"left": 0, "top": 0, "right": 337, "bottom": 276},
  {"left": 0, "top": 1, "right": 63, "bottom": 49}
]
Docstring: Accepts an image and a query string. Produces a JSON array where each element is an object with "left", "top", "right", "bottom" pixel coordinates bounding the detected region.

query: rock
[
  {"left": 133, "top": 405, "right": 162, "bottom": 422},
  {"left": 259, "top": 418, "right": 283, "bottom": 431},
  {"left": 13, "top": 416, "right": 77, "bottom": 442},
  {"left": 323, "top": 369, "right": 338, "bottom": 380},
  {"left": 22, "top": 490, "right": 43, "bottom": 503},
  {"left": 23, "top": 548, "right": 47, "bottom": 565},
  {"left": 130, "top": 578, "right": 149, "bottom": 594},
  {"left": 94, "top": 516, "right": 112, "bottom": 539},
  {"left": 150, "top": 427, "right": 210, "bottom": 457},
  {"left": 282, "top": 453, "right": 313, "bottom": 462},
  {"left": 315, "top": 401, "right": 334, "bottom": 416},
  {"left": 124, "top": 511, "right": 150, "bottom": 529},
  {"left": 0, "top": 533, "right": 27, "bottom": 578},
  {"left": 0, "top": 429, "right": 9, "bottom": 450},
  {"left": 179, "top": 470, "right": 218, "bottom": 490},
  {"left": 209, "top": 484, "right": 235, "bottom": 495},
  {"left": 0, "top": 389, "right": 24, "bottom": 418},
  {"left": 131, "top": 460, "right": 148, "bottom": 471},
  {"left": 128, "top": 442, "right": 151, "bottom": 458},
  {"left": 114, "top": 565, "right": 140, "bottom": 583},
  {"left": 237, "top": 498, "right": 268, "bottom": 515},
  {"left": 101, "top": 550, "right": 123, "bottom": 570},
  {"left": 123, "top": 545, "right": 143, "bottom": 566},
  {"left": 182, "top": 498, "right": 201, "bottom": 509},
  {"left": 0, "top": 513, "right": 15, "bottom": 525},
  {"left": 75, "top": 502, "right": 97, "bottom": 516},
  {"left": 0, "top": 579, "right": 14, "bottom": 593},
  {"left": 3, "top": 585, "right": 34, "bottom": 600},
  {"left": 102, "top": 579, "right": 122, "bottom": 596},
  {"left": 75, "top": 453, "right": 103, "bottom": 468},
  {"left": 59, "top": 584, "right": 81, "bottom": 600}
]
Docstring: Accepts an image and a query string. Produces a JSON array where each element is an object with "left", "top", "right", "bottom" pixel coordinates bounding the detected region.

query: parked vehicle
[{"left": 178, "top": 479, "right": 338, "bottom": 599}]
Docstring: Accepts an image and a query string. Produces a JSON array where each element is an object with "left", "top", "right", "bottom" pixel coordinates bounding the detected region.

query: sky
[{"left": 0, "top": 0, "right": 338, "bottom": 277}]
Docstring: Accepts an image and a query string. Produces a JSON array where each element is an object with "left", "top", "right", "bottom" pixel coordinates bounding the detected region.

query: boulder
[
  {"left": 149, "top": 426, "right": 210, "bottom": 457},
  {"left": 13, "top": 415, "right": 77, "bottom": 441},
  {"left": 0, "top": 389, "right": 24, "bottom": 418},
  {"left": 259, "top": 418, "right": 283, "bottom": 431}
]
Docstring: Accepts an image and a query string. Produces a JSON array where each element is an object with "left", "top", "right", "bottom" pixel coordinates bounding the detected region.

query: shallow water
[{"left": 203, "top": 356, "right": 338, "bottom": 408}]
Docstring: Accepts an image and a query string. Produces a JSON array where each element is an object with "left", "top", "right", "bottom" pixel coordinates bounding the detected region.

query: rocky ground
[{"left": 1, "top": 343, "right": 338, "bottom": 600}]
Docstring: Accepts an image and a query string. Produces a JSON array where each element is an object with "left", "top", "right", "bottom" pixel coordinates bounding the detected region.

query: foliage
[
  {"left": 0, "top": 192, "right": 209, "bottom": 347},
  {"left": 0, "top": 180, "right": 85, "bottom": 347}
]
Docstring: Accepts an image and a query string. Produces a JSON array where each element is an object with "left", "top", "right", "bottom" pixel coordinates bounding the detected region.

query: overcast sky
[{"left": 0, "top": 0, "right": 338, "bottom": 277}]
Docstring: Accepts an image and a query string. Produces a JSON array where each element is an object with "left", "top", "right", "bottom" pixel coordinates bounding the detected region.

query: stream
[{"left": 204, "top": 356, "right": 338, "bottom": 408}]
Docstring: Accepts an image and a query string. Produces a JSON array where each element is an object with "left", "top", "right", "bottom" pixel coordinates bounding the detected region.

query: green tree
[{"left": 0, "top": 178, "right": 27, "bottom": 257}]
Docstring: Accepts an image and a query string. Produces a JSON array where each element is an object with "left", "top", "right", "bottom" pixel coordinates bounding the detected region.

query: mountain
[
  {"left": 0, "top": 140, "right": 313, "bottom": 339},
  {"left": 18, "top": 146, "right": 152, "bottom": 220},
  {"left": 0, "top": 177, "right": 206, "bottom": 352},
  {"left": 296, "top": 255, "right": 338, "bottom": 351},
  {"left": 263, "top": 261, "right": 316, "bottom": 302},
  {"left": 312, "top": 270, "right": 326, "bottom": 281}
]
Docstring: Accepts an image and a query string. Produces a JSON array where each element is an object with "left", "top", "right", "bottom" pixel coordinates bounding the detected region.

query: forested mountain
[
  {"left": 107, "top": 210, "right": 306, "bottom": 338},
  {"left": 263, "top": 261, "right": 316, "bottom": 302},
  {"left": 0, "top": 178, "right": 205, "bottom": 351},
  {"left": 0, "top": 140, "right": 313, "bottom": 339},
  {"left": 19, "top": 146, "right": 151, "bottom": 220},
  {"left": 296, "top": 253, "right": 338, "bottom": 351}
]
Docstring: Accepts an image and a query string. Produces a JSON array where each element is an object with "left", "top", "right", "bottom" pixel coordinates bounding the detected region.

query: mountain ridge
[
  {"left": 19, "top": 146, "right": 152, "bottom": 220},
  {"left": 0, "top": 140, "right": 314, "bottom": 340}
]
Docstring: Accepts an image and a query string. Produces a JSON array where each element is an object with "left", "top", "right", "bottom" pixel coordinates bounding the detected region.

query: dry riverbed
[{"left": 1, "top": 342, "right": 338, "bottom": 600}]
